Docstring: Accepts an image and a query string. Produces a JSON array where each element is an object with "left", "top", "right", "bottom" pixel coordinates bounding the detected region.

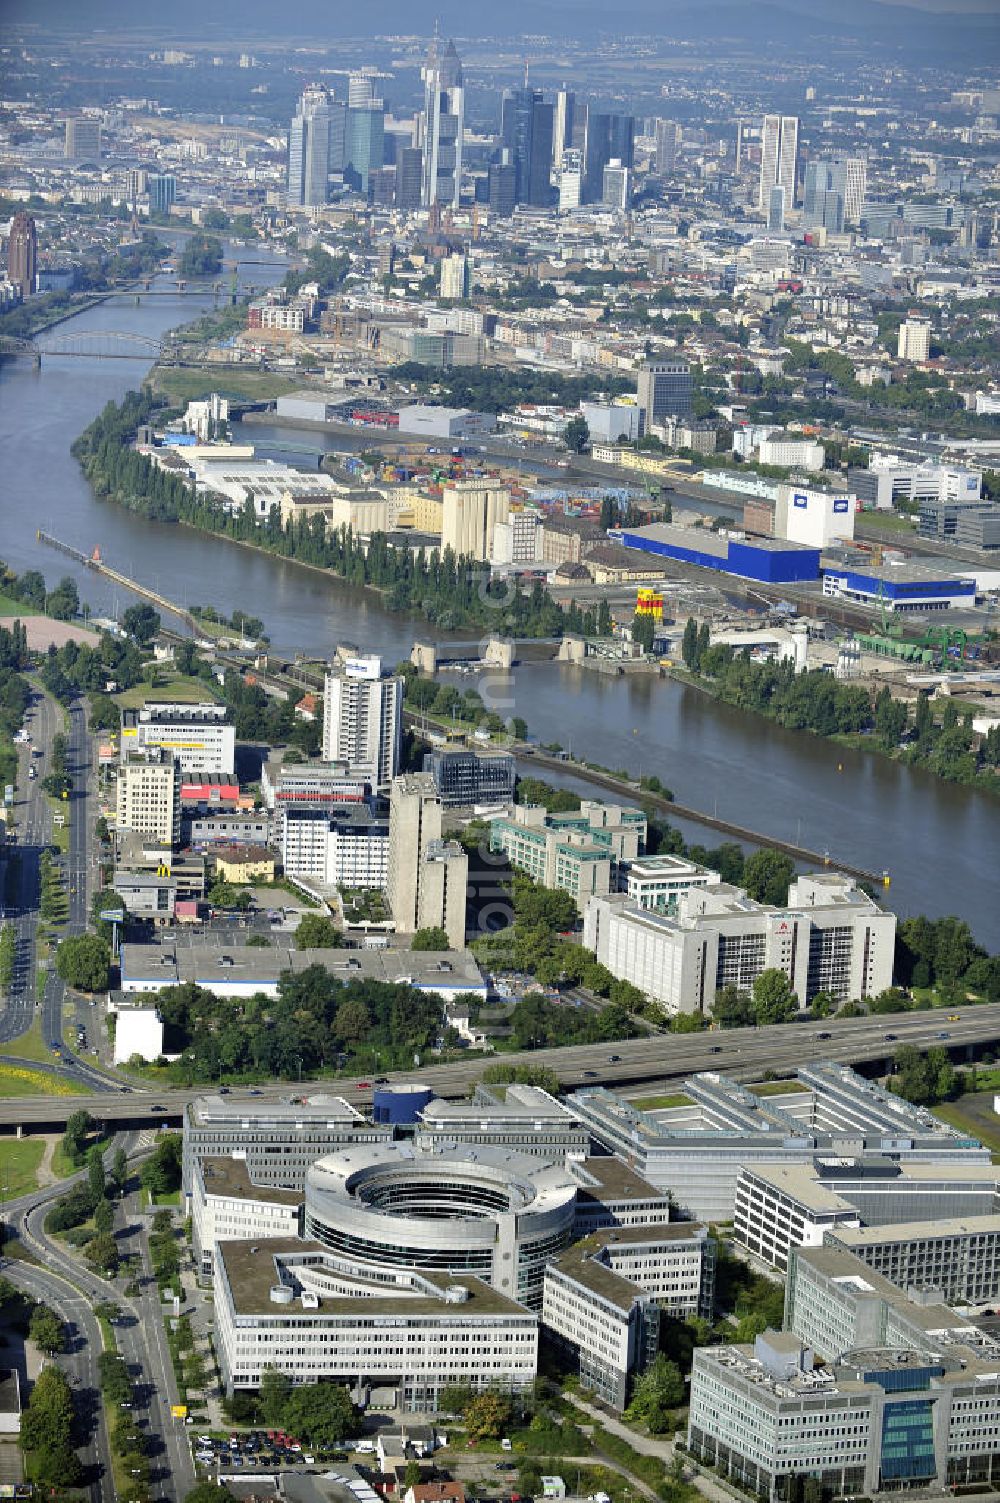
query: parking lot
[{"left": 192, "top": 1428, "right": 336, "bottom": 1471}]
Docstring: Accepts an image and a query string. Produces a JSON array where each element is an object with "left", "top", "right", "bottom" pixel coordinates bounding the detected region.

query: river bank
[{"left": 2, "top": 246, "right": 998, "bottom": 943}]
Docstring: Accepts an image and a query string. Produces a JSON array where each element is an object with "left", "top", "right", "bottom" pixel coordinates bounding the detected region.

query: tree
[
  {"left": 122, "top": 603, "right": 161, "bottom": 644},
  {"left": 743, "top": 848, "right": 795, "bottom": 906},
  {"left": 625, "top": 1355, "right": 685, "bottom": 1432},
  {"left": 84, "top": 1231, "right": 120, "bottom": 1275},
  {"left": 140, "top": 1133, "right": 182, "bottom": 1197},
  {"left": 110, "top": 1146, "right": 128, "bottom": 1198},
  {"left": 563, "top": 415, "right": 590, "bottom": 453},
  {"left": 465, "top": 1388, "right": 513, "bottom": 1441},
  {"left": 334, "top": 997, "right": 371, "bottom": 1044},
  {"left": 61, "top": 1108, "right": 96, "bottom": 1167},
  {"left": 94, "top": 1197, "right": 115, "bottom": 1235},
  {"left": 56, "top": 932, "right": 110, "bottom": 992},
  {"left": 29, "top": 1303, "right": 65, "bottom": 1356},
  {"left": 88, "top": 1146, "right": 106, "bottom": 1203},
  {"left": 410, "top": 927, "right": 450, "bottom": 951},
  {"left": 892, "top": 1043, "right": 933, "bottom": 1104},
  {"left": 752, "top": 968, "right": 799, "bottom": 1025},
  {"left": 294, "top": 913, "right": 342, "bottom": 950},
  {"left": 712, "top": 983, "right": 754, "bottom": 1028},
  {"left": 281, "top": 1383, "right": 358, "bottom": 1448},
  {"left": 260, "top": 1365, "right": 293, "bottom": 1428},
  {"left": 403, "top": 1461, "right": 423, "bottom": 1490},
  {"left": 681, "top": 616, "right": 699, "bottom": 670}
]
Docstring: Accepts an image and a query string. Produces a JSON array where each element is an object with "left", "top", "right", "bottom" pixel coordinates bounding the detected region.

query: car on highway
[
  {"left": 608, "top": 1053, "right": 621, "bottom": 1062},
  {"left": 948, "top": 1014, "right": 961, "bottom": 1021},
  {"left": 883, "top": 1033, "right": 898, "bottom": 1042},
  {"left": 816, "top": 1031, "right": 831, "bottom": 1040},
  {"left": 936, "top": 1030, "right": 951, "bottom": 1039},
  {"left": 355, "top": 1080, "right": 371, "bottom": 1090}
]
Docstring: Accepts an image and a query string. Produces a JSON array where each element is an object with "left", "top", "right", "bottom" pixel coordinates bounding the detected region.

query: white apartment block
[
  {"left": 121, "top": 701, "right": 236, "bottom": 777},
  {"left": 191, "top": 1157, "right": 302, "bottom": 1281},
  {"left": 215, "top": 1241, "right": 538, "bottom": 1409},
  {"left": 322, "top": 656, "right": 403, "bottom": 790},
  {"left": 584, "top": 873, "right": 894, "bottom": 1017},
  {"left": 897, "top": 315, "right": 931, "bottom": 362},
  {"left": 280, "top": 806, "right": 389, "bottom": 889},
  {"left": 115, "top": 748, "right": 181, "bottom": 845}
]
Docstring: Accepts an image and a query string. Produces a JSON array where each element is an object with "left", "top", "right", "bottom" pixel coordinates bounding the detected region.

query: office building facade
[
  {"left": 636, "top": 360, "right": 693, "bottom": 433},
  {"left": 121, "top": 701, "right": 235, "bottom": 777},
  {"left": 501, "top": 88, "right": 554, "bottom": 207},
  {"left": 897, "top": 315, "right": 932, "bottom": 362},
  {"left": 288, "top": 87, "right": 332, "bottom": 208},
  {"left": 421, "top": 36, "right": 464, "bottom": 208},
  {"left": 65, "top": 116, "right": 101, "bottom": 160},
  {"left": 759, "top": 114, "right": 799, "bottom": 214},
  {"left": 654, "top": 118, "right": 679, "bottom": 176},
  {"left": 115, "top": 748, "right": 181, "bottom": 846},
  {"left": 387, "top": 772, "right": 469, "bottom": 948},
  {"left": 422, "top": 747, "right": 516, "bottom": 807},
  {"left": 148, "top": 174, "right": 177, "bottom": 215}
]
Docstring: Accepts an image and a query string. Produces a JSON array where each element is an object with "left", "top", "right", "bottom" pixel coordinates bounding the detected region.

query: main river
[{"left": 1, "top": 247, "right": 998, "bottom": 946}]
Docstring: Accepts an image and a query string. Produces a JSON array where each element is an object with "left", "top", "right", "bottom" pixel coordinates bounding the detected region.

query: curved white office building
[{"left": 304, "top": 1142, "right": 578, "bottom": 1308}]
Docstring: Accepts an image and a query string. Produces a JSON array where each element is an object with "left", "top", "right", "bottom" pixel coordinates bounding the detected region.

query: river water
[{"left": 1, "top": 246, "right": 998, "bottom": 945}]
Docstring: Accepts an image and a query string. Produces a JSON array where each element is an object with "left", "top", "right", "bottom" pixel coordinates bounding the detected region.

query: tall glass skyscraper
[
  {"left": 288, "top": 87, "right": 332, "bottom": 207},
  {"left": 501, "top": 88, "right": 553, "bottom": 207},
  {"left": 759, "top": 113, "right": 799, "bottom": 215},
  {"left": 421, "top": 35, "right": 464, "bottom": 209}
]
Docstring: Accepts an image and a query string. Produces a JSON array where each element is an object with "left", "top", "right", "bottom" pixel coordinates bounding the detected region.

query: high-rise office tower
[
  {"left": 322, "top": 655, "right": 402, "bottom": 790},
  {"left": 345, "top": 107, "right": 384, "bottom": 196},
  {"left": 327, "top": 100, "right": 347, "bottom": 174},
  {"left": 802, "top": 162, "right": 843, "bottom": 233},
  {"left": 396, "top": 145, "right": 424, "bottom": 211},
  {"left": 655, "top": 118, "right": 679, "bottom": 176},
  {"left": 6, "top": 211, "right": 37, "bottom": 299},
  {"left": 147, "top": 174, "right": 177, "bottom": 215},
  {"left": 759, "top": 114, "right": 799, "bottom": 214},
  {"left": 636, "top": 360, "right": 693, "bottom": 435},
  {"left": 421, "top": 35, "right": 464, "bottom": 209},
  {"left": 603, "top": 159, "right": 630, "bottom": 211},
  {"left": 552, "top": 88, "right": 575, "bottom": 168},
  {"left": 767, "top": 183, "right": 787, "bottom": 232},
  {"left": 501, "top": 88, "right": 554, "bottom": 207},
  {"left": 804, "top": 156, "right": 866, "bottom": 229},
  {"left": 558, "top": 149, "right": 583, "bottom": 211},
  {"left": 582, "top": 108, "right": 634, "bottom": 203},
  {"left": 288, "top": 87, "right": 332, "bottom": 207},
  {"left": 116, "top": 749, "right": 181, "bottom": 846},
  {"left": 488, "top": 157, "right": 516, "bottom": 217},
  {"left": 897, "top": 315, "right": 931, "bottom": 363},
  {"left": 348, "top": 71, "right": 381, "bottom": 108},
  {"left": 65, "top": 116, "right": 101, "bottom": 161}
]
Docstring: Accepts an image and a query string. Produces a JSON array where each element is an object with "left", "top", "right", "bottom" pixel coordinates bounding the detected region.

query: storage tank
[{"left": 372, "top": 1082, "right": 434, "bottom": 1126}]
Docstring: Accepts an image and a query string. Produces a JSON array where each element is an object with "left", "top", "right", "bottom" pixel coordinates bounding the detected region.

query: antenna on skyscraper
[{"left": 523, "top": 57, "right": 530, "bottom": 86}]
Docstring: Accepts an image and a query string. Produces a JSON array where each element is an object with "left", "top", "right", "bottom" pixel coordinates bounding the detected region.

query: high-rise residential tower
[
  {"left": 322, "top": 655, "right": 402, "bottom": 790},
  {"left": 421, "top": 35, "right": 464, "bottom": 209},
  {"left": 288, "top": 87, "right": 332, "bottom": 207},
  {"left": 759, "top": 114, "right": 799, "bottom": 214},
  {"left": 6, "top": 212, "right": 37, "bottom": 299}
]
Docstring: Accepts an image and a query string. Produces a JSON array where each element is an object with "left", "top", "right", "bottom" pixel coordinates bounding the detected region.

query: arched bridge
[{"left": 0, "top": 330, "right": 165, "bottom": 363}]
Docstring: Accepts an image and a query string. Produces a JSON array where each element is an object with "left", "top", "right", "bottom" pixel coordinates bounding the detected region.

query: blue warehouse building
[
  {"left": 822, "top": 564, "right": 977, "bottom": 613},
  {"left": 618, "top": 523, "right": 821, "bottom": 584}
]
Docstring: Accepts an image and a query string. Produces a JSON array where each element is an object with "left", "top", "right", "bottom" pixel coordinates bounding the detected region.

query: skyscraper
[
  {"left": 654, "top": 118, "right": 679, "bottom": 176},
  {"left": 65, "top": 116, "right": 101, "bottom": 161},
  {"left": 636, "top": 360, "right": 693, "bottom": 435},
  {"left": 421, "top": 35, "right": 464, "bottom": 209},
  {"left": 147, "top": 174, "right": 177, "bottom": 215},
  {"left": 767, "top": 183, "right": 787, "bottom": 232},
  {"left": 582, "top": 109, "right": 634, "bottom": 203},
  {"left": 558, "top": 149, "right": 583, "bottom": 212},
  {"left": 440, "top": 252, "right": 470, "bottom": 300},
  {"left": 759, "top": 114, "right": 799, "bottom": 214},
  {"left": 288, "top": 87, "right": 332, "bottom": 208},
  {"left": 396, "top": 145, "right": 424, "bottom": 212},
  {"left": 552, "top": 89, "right": 575, "bottom": 168},
  {"left": 603, "top": 159, "right": 630, "bottom": 211},
  {"left": 345, "top": 107, "right": 384, "bottom": 196},
  {"left": 802, "top": 162, "right": 843, "bottom": 233},
  {"left": 804, "top": 156, "right": 866, "bottom": 229},
  {"left": 322, "top": 655, "right": 402, "bottom": 790},
  {"left": 348, "top": 71, "right": 381, "bottom": 108},
  {"left": 488, "top": 157, "right": 516, "bottom": 217},
  {"left": 6, "top": 212, "right": 36, "bottom": 299},
  {"left": 501, "top": 88, "right": 553, "bottom": 207}
]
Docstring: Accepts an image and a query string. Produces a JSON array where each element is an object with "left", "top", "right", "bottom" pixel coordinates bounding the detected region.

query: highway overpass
[{"left": 1, "top": 1004, "right": 998, "bottom": 1135}]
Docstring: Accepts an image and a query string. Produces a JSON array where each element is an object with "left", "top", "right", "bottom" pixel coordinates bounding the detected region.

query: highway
[{"left": 1, "top": 1001, "right": 998, "bottom": 1131}]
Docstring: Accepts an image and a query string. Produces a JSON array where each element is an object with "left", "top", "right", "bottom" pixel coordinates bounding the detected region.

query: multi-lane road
[{"left": 1, "top": 1000, "right": 999, "bottom": 1132}]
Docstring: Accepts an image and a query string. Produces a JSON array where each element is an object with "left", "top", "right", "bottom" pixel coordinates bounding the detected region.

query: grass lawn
[
  {"left": 0, "top": 1063, "right": 87, "bottom": 1098},
  {"left": 51, "top": 1131, "right": 111, "bottom": 1181},
  {"left": 933, "top": 1094, "right": 1000, "bottom": 1160},
  {"left": 631, "top": 1093, "right": 694, "bottom": 1110},
  {"left": 857, "top": 510, "right": 919, "bottom": 535},
  {"left": 0, "top": 590, "right": 39, "bottom": 618},
  {"left": 115, "top": 673, "right": 222, "bottom": 710},
  {"left": 3, "top": 1018, "right": 58, "bottom": 1065},
  {"left": 0, "top": 1138, "right": 48, "bottom": 1197},
  {"left": 751, "top": 1079, "right": 810, "bottom": 1096},
  {"left": 45, "top": 794, "right": 70, "bottom": 853},
  {"left": 148, "top": 365, "right": 305, "bottom": 406},
  {"left": 142, "top": 1186, "right": 181, "bottom": 1208}
]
